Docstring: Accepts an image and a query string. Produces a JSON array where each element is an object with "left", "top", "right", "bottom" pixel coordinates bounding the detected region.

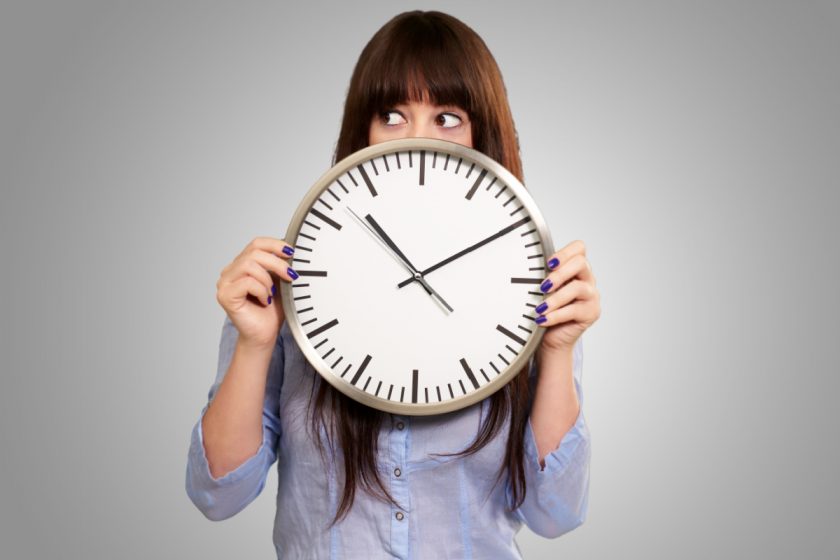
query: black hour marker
[
  {"left": 425, "top": 387, "right": 429, "bottom": 404},
  {"left": 292, "top": 283, "right": 310, "bottom": 288},
  {"left": 301, "top": 318, "right": 316, "bottom": 327},
  {"left": 297, "top": 306, "right": 313, "bottom": 314},
  {"left": 528, "top": 254, "right": 544, "bottom": 259},
  {"left": 503, "top": 195, "right": 516, "bottom": 207},
  {"left": 400, "top": 386, "right": 405, "bottom": 402},
  {"left": 522, "top": 314, "right": 536, "bottom": 321},
  {"left": 337, "top": 179, "right": 349, "bottom": 193},
  {"left": 351, "top": 354, "right": 372, "bottom": 385},
  {"left": 432, "top": 152, "right": 437, "bottom": 168},
  {"left": 465, "top": 162, "right": 475, "bottom": 178},
  {"left": 509, "top": 205, "right": 524, "bottom": 216},
  {"left": 529, "top": 267, "right": 546, "bottom": 271},
  {"left": 505, "top": 344, "right": 519, "bottom": 356},
  {"left": 498, "top": 354, "right": 509, "bottom": 366},
  {"left": 363, "top": 376, "right": 372, "bottom": 391},
  {"left": 295, "top": 245, "right": 313, "bottom": 252},
  {"left": 299, "top": 232, "right": 316, "bottom": 241},
  {"left": 317, "top": 198, "right": 333, "bottom": 211},
  {"left": 369, "top": 159, "right": 379, "bottom": 176},
  {"left": 294, "top": 294, "right": 311, "bottom": 301},
  {"left": 303, "top": 220, "right": 321, "bottom": 230},
  {"left": 331, "top": 355, "right": 343, "bottom": 368},
  {"left": 357, "top": 164, "right": 378, "bottom": 196},
  {"left": 436, "top": 386, "right": 442, "bottom": 401},
  {"left": 411, "top": 369, "right": 419, "bottom": 404},
  {"left": 459, "top": 380, "right": 466, "bottom": 394},
  {"left": 314, "top": 338, "right": 328, "bottom": 349},
  {"left": 395, "top": 152, "right": 401, "bottom": 169},
  {"left": 497, "top": 324, "right": 527, "bottom": 346},
  {"left": 520, "top": 228, "right": 536, "bottom": 237},
  {"left": 444, "top": 154, "right": 450, "bottom": 170},
  {"left": 528, "top": 291, "right": 542, "bottom": 296},
  {"left": 493, "top": 183, "right": 507, "bottom": 198},
  {"left": 455, "top": 157, "right": 462, "bottom": 173},
  {"left": 480, "top": 368, "right": 490, "bottom": 382},
  {"left": 408, "top": 151, "right": 413, "bottom": 167},
  {"left": 518, "top": 325, "right": 533, "bottom": 334},
  {"left": 419, "top": 151, "right": 425, "bottom": 185},
  {"left": 447, "top": 383, "right": 454, "bottom": 399},
  {"left": 297, "top": 270, "right": 328, "bottom": 277},
  {"left": 459, "top": 358, "right": 481, "bottom": 390},
  {"left": 465, "top": 168, "right": 488, "bottom": 200},
  {"left": 490, "top": 362, "right": 500, "bottom": 374},
  {"left": 375, "top": 380, "right": 382, "bottom": 396},
  {"left": 310, "top": 208, "right": 342, "bottom": 231},
  {"left": 485, "top": 177, "right": 498, "bottom": 192},
  {"left": 388, "top": 384, "right": 394, "bottom": 400},
  {"left": 381, "top": 155, "right": 390, "bottom": 172},
  {"left": 341, "top": 363, "right": 352, "bottom": 378},
  {"left": 307, "top": 318, "right": 338, "bottom": 338},
  {"left": 511, "top": 277, "right": 542, "bottom": 284},
  {"left": 326, "top": 187, "right": 340, "bottom": 201},
  {"left": 524, "top": 241, "right": 540, "bottom": 248},
  {"left": 323, "top": 347, "right": 335, "bottom": 359},
  {"left": 292, "top": 258, "right": 310, "bottom": 264}
]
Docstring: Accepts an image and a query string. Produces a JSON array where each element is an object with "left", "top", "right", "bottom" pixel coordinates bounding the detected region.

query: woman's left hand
[{"left": 535, "top": 240, "right": 601, "bottom": 351}]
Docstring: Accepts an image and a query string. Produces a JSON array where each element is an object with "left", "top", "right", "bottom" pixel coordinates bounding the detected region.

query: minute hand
[{"left": 397, "top": 216, "right": 532, "bottom": 289}]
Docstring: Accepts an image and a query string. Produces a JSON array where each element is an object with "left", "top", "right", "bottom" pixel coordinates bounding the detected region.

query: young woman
[{"left": 186, "top": 10, "right": 601, "bottom": 559}]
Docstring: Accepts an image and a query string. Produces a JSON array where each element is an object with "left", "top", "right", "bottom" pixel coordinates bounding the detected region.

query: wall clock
[{"left": 280, "top": 138, "right": 553, "bottom": 415}]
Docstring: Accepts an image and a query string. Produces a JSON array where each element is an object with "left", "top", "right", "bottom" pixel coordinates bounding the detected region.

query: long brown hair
[{"left": 311, "top": 10, "right": 531, "bottom": 526}]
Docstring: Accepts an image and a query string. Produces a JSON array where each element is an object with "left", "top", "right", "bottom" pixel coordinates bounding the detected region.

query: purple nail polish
[
  {"left": 540, "top": 279, "right": 553, "bottom": 293},
  {"left": 548, "top": 258, "right": 560, "bottom": 270},
  {"left": 271, "top": 284, "right": 276, "bottom": 295},
  {"left": 535, "top": 315, "right": 547, "bottom": 325},
  {"left": 282, "top": 245, "right": 295, "bottom": 256},
  {"left": 535, "top": 302, "right": 548, "bottom": 314},
  {"left": 267, "top": 295, "right": 272, "bottom": 305},
  {"left": 287, "top": 267, "right": 299, "bottom": 280}
]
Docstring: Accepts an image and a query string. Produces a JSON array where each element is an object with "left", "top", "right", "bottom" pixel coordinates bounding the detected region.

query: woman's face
[{"left": 368, "top": 97, "right": 473, "bottom": 148}]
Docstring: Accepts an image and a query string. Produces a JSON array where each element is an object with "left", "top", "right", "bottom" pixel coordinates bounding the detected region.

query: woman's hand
[
  {"left": 216, "top": 237, "right": 299, "bottom": 348},
  {"left": 535, "top": 240, "right": 601, "bottom": 352}
]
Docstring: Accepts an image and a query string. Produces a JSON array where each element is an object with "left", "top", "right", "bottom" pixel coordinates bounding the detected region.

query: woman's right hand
[{"left": 216, "top": 237, "right": 299, "bottom": 348}]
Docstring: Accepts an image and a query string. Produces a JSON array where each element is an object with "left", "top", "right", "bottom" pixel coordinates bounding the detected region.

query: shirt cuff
[{"left": 188, "top": 405, "right": 273, "bottom": 487}]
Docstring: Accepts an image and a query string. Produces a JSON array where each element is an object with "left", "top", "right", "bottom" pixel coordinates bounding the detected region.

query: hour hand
[{"left": 346, "top": 207, "right": 454, "bottom": 313}]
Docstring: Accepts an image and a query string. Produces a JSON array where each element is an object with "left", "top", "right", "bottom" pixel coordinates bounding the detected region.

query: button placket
[{"left": 389, "top": 415, "right": 410, "bottom": 559}]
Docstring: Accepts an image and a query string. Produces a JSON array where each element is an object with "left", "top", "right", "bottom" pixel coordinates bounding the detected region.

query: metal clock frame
[{"left": 280, "top": 137, "right": 554, "bottom": 416}]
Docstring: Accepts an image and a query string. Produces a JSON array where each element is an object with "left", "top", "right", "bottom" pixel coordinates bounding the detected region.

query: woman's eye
[
  {"left": 436, "top": 113, "right": 462, "bottom": 128},
  {"left": 380, "top": 111, "right": 406, "bottom": 126}
]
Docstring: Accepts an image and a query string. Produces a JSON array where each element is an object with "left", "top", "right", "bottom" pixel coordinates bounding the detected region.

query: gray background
[{"left": 1, "top": 0, "right": 838, "bottom": 558}]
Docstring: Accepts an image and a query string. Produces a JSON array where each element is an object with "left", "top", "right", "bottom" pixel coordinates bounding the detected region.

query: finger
[
  {"left": 535, "top": 301, "right": 590, "bottom": 327},
  {"left": 223, "top": 275, "right": 272, "bottom": 307},
  {"left": 247, "top": 236, "right": 296, "bottom": 261},
  {"left": 534, "top": 279, "right": 594, "bottom": 315},
  {"left": 544, "top": 239, "right": 586, "bottom": 272},
  {"left": 538, "top": 254, "right": 594, "bottom": 295},
  {"left": 250, "top": 249, "right": 300, "bottom": 283}
]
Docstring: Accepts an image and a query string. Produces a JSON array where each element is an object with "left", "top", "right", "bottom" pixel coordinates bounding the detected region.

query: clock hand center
[{"left": 346, "top": 207, "right": 454, "bottom": 313}]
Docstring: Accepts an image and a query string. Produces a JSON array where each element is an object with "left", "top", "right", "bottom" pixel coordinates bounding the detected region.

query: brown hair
[{"left": 312, "top": 10, "right": 531, "bottom": 526}]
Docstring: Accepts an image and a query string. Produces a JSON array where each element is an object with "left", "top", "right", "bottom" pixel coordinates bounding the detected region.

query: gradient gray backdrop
[{"left": 2, "top": 1, "right": 838, "bottom": 558}]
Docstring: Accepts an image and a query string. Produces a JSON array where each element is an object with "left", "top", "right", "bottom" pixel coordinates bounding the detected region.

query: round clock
[{"left": 279, "top": 138, "right": 554, "bottom": 416}]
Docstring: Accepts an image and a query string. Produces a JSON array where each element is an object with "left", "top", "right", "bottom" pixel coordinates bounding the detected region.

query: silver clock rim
[{"left": 280, "top": 137, "right": 554, "bottom": 416}]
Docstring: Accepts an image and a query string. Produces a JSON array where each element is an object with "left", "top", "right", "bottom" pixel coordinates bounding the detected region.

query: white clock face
[{"left": 280, "top": 138, "right": 553, "bottom": 415}]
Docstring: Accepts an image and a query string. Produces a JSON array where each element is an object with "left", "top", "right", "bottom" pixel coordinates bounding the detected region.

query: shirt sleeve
[
  {"left": 514, "top": 336, "right": 591, "bottom": 538},
  {"left": 185, "top": 315, "right": 285, "bottom": 521}
]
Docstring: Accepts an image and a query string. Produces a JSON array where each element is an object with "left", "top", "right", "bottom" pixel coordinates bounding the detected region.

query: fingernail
[
  {"left": 267, "top": 295, "right": 272, "bottom": 305},
  {"left": 548, "top": 258, "right": 560, "bottom": 270},
  {"left": 271, "top": 285, "right": 276, "bottom": 295},
  {"left": 540, "top": 279, "right": 553, "bottom": 293},
  {"left": 535, "top": 315, "right": 547, "bottom": 325},
  {"left": 282, "top": 246, "right": 295, "bottom": 256},
  {"left": 288, "top": 267, "right": 299, "bottom": 280},
  {"left": 535, "top": 302, "right": 548, "bottom": 314}
]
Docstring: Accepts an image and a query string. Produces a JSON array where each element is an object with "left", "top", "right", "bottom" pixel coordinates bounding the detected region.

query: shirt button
[
  {"left": 395, "top": 511, "right": 404, "bottom": 521},
  {"left": 394, "top": 467, "right": 402, "bottom": 477},
  {"left": 396, "top": 421, "right": 405, "bottom": 430}
]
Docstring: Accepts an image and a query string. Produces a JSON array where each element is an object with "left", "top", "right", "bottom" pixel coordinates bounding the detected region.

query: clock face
[{"left": 280, "top": 138, "right": 553, "bottom": 415}]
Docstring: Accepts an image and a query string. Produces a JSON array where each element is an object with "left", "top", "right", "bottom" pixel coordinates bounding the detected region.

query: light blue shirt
[{"left": 186, "top": 317, "right": 590, "bottom": 559}]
